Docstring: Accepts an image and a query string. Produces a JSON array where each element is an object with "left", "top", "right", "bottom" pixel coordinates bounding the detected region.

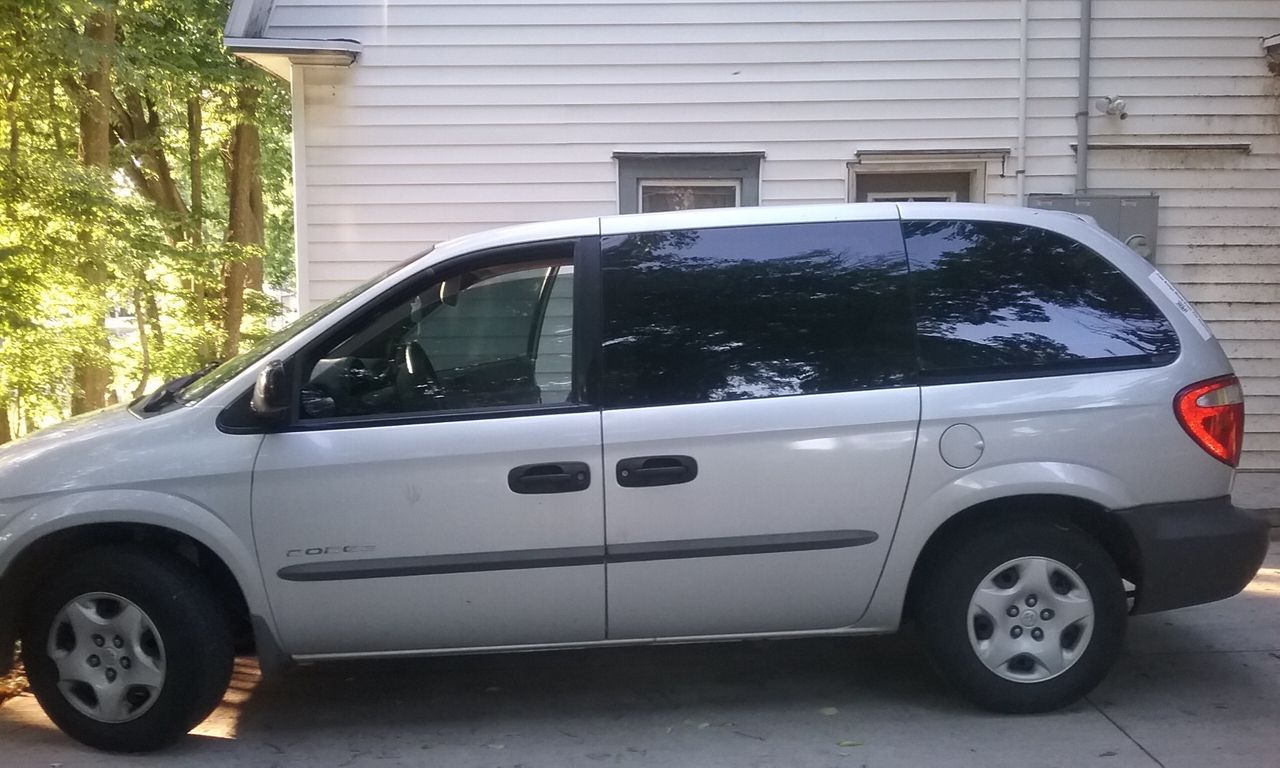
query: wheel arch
[
  {"left": 901, "top": 494, "right": 1142, "bottom": 625},
  {"left": 0, "top": 492, "right": 285, "bottom": 676}
]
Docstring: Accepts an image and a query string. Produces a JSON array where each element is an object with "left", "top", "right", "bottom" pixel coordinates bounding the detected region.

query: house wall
[{"left": 266, "top": 0, "right": 1280, "bottom": 468}]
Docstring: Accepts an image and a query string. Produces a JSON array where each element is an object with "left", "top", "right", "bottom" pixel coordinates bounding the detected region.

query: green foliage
[{"left": 0, "top": 0, "right": 293, "bottom": 436}]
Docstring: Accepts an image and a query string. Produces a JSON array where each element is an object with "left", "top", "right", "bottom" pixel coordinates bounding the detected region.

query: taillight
[{"left": 1174, "top": 375, "right": 1244, "bottom": 467}]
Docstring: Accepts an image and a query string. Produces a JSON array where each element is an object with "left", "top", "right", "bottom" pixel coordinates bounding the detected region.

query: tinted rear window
[
  {"left": 601, "top": 221, "right": 916, "bottom": 408},
  {"left": 903, "top": 220, "right": 1180, "bottom": 379}
]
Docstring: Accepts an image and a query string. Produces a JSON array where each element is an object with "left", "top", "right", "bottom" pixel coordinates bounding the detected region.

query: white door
[
  {"left": 252, "top": 239, "right": 605, "bottom": 656},
  {"left": 598, "top": 219, "right": 921, "bottom": 638}
]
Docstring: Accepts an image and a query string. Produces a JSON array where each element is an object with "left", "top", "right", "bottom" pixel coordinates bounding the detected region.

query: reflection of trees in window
[
  {"left": 903, "top": 220, "right": 1179, "bottom": 375},
  {"left": 602, "top": 222, "right": 916, "bottom": 408}
]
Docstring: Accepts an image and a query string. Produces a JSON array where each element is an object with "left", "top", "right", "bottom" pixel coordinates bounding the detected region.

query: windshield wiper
[{"left": 137, "top": 360, "right": 221, "bottom": 413}]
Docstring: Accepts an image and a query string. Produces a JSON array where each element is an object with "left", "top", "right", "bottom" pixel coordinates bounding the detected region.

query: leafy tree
[{"left": 0, "top": 0, "right": 293, "bottom": 442}]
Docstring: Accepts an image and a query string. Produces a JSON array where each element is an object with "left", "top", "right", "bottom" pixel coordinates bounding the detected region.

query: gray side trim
[
  {"left": 607, "top": 530, "right": 878, "bottom": 563},
  {"left": 278, "top": 546, "right": 605, "bottom": 582},
  {"left": 276, "top": 530, "right": 878, "bottom": 582}
]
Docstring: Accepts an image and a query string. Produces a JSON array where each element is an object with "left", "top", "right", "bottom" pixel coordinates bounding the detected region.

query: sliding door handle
[
  {"left": 508, "top": 462, "right": 591, "bottom": 494},
  {"left": 616, "top": 455, "right": 698, "bottom": 488}
]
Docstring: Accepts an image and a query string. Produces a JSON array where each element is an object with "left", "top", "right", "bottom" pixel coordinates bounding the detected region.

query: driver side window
[{"left": 300, "top": 249, "right": 575, "bottom": 420}]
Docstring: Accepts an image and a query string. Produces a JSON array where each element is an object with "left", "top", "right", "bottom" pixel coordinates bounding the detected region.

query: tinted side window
[
  {"left": 903, "top": 220, "right": 1179, "bottom": 379},
  {"left": 601, "top": 221, "right": 915, "bottom": 408}
]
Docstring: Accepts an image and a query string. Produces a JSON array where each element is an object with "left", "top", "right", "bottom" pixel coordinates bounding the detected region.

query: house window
[
  {"left": 639, "top": 179, "right": 741, "bottom": 213},
  {"left": 853, "top": 171, "right": 973, "bottom": 203},
  {"left": 866, "top": 190, "right": 958, "bottom": 203},
  {"left": 615, "top": 152, "right": 762, "bottom": 214},
  {"left": 847, "top": 149, "right": 1010, "bottom": 206}
]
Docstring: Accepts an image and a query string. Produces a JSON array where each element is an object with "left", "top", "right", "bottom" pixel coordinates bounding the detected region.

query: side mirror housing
[{"left": 251, "top": 360, "right": 290, "bottom": 421}]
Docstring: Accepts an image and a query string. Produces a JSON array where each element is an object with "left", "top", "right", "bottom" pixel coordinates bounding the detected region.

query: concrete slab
[
  {"left": 1091, "top": 546, "right": 1280, "bottom": 768},
  {"left": 1, "top": 547, "right": 1276, "bottom": 767}
]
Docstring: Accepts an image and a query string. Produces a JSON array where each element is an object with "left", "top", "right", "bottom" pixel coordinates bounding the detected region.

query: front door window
[{"left": 299, "top": 254, "right": 574, "bottom": 420}]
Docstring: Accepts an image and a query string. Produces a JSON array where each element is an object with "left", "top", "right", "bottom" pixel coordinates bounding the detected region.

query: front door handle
[
  {"left": 508, "top": 462, "right": 591, "bottom": 494},
  {"left": 616, "top": 455, "right": 698, "bottom": 488}
]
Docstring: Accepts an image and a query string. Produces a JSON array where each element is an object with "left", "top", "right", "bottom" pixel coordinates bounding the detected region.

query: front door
[
  {"left": 597, "top": 218, "right": 921, "bottom": 638},
  {"left": 252, "top": 238, "right": 605, "bottom": 656}
]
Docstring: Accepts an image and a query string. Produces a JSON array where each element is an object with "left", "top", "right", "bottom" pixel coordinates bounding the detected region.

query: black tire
[
  {"left": 913, "top": 517, "right": 1127, "bottom": 713},
  {"left": 21, "top": 546, "right": 234, "bottom": 752}
]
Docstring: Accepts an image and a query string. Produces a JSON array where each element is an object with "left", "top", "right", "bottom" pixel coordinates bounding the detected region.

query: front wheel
[
  {"left": 21, "top": 547, "right": 234, "bottom": 752},
  {"left": 914, "top": 518, "right": 1127, "bottom": 713}
]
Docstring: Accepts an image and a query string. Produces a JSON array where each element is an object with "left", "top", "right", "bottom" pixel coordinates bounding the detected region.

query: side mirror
[{"left": 251, "top": 360, "right": 290, "bottom": 421}]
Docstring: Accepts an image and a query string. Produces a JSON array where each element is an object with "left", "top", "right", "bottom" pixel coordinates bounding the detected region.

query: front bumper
[{"left": 1116, "top": 495, "right": 1269, "bottom": 614}]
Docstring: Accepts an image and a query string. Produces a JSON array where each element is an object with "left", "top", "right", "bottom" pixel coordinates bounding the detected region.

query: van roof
[{"left": 432, "top": 202, "right": 1100, "bottom": 262}]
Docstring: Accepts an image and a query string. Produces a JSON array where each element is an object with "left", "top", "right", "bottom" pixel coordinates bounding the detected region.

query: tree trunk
[
  {"left": 222, "top": 85, "right": 264, "bottom": 358},
  {"left": 131, "top": 284, "right": 150, "bottom": 399},
  {"left": 114, "top": 89, "right": 189, "bottom": 237},
  {"left": 49, "top": 85, "right": 65, "bottom": 156},
  {"left": 188, "top": 95, "right": 219, "bottom": 364},
  {"left": 70, "top": 4, "right": 115, "bottom": 415},
  {"left": 0, "top": 398, "right": 10, "bottom": 446},
  {"left": 5, "top": 75, "right": 18, "bottom": 218},
  {"left": 188, "top": 96, "right": 203, "bottom": 245}
]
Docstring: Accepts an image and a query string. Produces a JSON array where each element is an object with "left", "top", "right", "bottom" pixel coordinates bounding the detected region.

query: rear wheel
[
  {"left": 22, "top": 547, "right": 233, "bottom": 752},
  {"left": 914, "top": 518, "right": 1127, "bottom": 713}
]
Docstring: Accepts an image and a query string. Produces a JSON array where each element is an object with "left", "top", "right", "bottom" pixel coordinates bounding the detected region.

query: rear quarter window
[{"left": 903, "top": 220, "right": 1180, "bottom": 380}]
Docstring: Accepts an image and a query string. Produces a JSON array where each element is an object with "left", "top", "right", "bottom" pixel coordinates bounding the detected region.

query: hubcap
[
  {"left": 46, "top": 593, "right": 166, "bottom": 723},
  {"left": 966, "top": 557, "right": 1094, "bottom": 683}
]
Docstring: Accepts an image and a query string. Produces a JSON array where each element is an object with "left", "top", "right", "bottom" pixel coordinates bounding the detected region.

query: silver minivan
[{"left": 0, "top": 203, "right": 1268, "bottom": 751}]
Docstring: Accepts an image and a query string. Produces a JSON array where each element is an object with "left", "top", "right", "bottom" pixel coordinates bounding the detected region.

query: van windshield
[{"left": 175, "top": 250, "right": 431, "bottom": 405}]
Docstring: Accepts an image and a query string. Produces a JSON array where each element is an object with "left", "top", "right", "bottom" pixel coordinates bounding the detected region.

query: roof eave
[{"left": 223, "top": 37, "right": 362, "bottom": 82}]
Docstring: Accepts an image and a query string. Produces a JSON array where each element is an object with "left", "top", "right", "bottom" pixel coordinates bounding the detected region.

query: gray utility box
[{"left": 1027, "top": 194, "right": 1159, "bottom": 261}]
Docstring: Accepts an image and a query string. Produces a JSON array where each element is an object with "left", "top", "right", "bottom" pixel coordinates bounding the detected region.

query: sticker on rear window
[{"left": 1148, "top": 271, "right": 1213, "bottom": 340}]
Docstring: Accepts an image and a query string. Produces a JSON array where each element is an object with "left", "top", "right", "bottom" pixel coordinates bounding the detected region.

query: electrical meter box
[{"left": 1026, "top": 194, "right": 1159, "bottom": 261}]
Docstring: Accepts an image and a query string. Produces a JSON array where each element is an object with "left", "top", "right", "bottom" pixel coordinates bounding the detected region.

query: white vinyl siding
[
  {"left": 276, "top": 0, "right": 1026, "bottom": 303},
  {"left": 268, "top": 0, "right": 1280, "bottom": 466}
]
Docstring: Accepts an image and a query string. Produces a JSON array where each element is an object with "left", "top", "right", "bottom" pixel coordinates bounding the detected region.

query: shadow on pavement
[{"left": 222, "top": 630, "right": 959, "bottom": 737}]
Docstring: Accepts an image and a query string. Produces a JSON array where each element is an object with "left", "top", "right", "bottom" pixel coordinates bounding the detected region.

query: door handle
[
  {"left": 508, "top": 462, "right": 591, "bottom": 494},
  {"left": 616, "top": 455, "right": 698, "bottom": 488}
]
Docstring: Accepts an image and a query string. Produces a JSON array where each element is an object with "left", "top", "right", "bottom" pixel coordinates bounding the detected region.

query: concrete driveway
[{"left": 2, "top": 545, "right": 1277, "bottom": 768}]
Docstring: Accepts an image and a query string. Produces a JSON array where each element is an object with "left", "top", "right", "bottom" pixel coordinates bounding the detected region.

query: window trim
[
  {"left": 219, "top": 236, "right": 599, "bottom": 434},
  {"left": 866, "top": 190, "right": 958, "bottom": 203},
  {"left": 614, "top": 152, "right": 763, "bottom": 214},
  {"left": 847, "top": 159, "right": 992, "bottom": 204},
  {"left": 638, "top": 179, "right": 742, "bottom": 213}
]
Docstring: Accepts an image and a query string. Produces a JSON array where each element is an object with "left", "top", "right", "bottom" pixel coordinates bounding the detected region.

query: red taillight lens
[{"left": 1174, "top": 375, "right": 1244, "bottom": 467}]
